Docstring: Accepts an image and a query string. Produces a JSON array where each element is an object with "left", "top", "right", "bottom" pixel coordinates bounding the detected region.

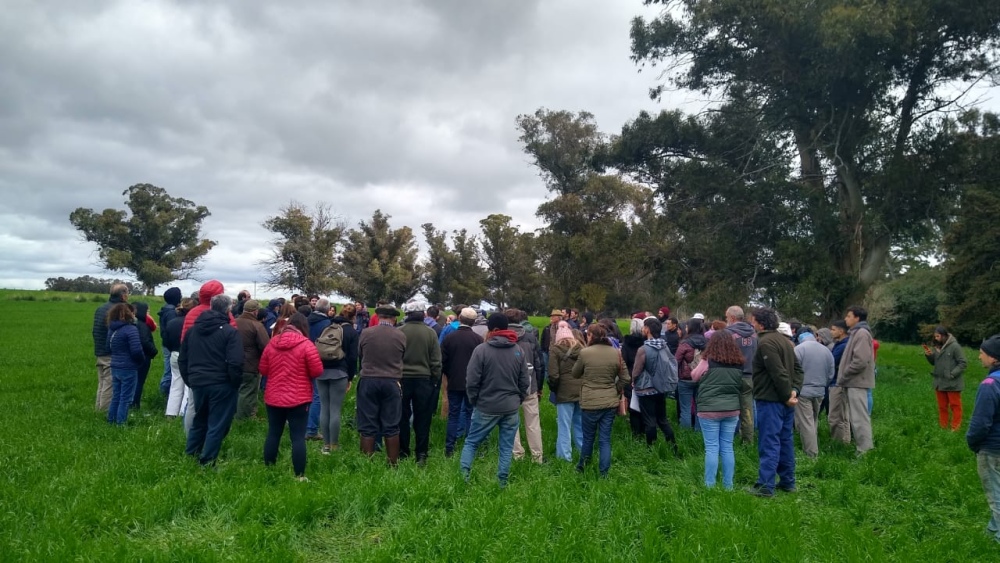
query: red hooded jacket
[
  {"left": 259, "top": 326, "right": 323, "bottom": 407},
  {"left": 181, "top": 280, "right": 237, "bottom": 340}
]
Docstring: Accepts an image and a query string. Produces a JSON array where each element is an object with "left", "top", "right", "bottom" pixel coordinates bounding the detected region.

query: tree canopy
[
  {"left": 339, "top": 210, "right": 422, "bottom": 306},
  {"left": 69, "top": 184, "right": 215, "bottom": 295},
  {"left": 260, "top": 202, "right": 344, "bottom": 297}
]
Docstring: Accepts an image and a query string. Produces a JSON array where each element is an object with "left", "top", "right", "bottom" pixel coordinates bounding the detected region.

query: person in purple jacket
[
  {"left": 968, "top": 334, "right": 1000, "bottom": 544},
  {"left": 106, "top": 303, "right": 146, "bottom": 425}
]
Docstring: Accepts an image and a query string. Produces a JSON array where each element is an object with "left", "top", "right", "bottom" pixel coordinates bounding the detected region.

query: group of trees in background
[
  {"left": 44, "top": 276, "right": 145, "bottom": 295},
  {"left": 67, "top": 1, "right": 1000, "bottom": 342}
]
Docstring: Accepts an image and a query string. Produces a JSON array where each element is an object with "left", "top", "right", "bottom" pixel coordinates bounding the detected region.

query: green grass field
[{"left": 1, "top": 289, "right": 997, "bottom": 561}]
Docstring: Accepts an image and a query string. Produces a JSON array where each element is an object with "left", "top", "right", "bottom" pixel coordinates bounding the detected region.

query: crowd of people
[{"left": 88, "top": 281, "right": 1000, "bottom": 540}]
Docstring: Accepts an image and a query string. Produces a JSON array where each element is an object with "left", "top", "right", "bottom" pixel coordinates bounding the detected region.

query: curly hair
[
  {"left": 106, "top": 302, "right": 134, "bottom": 324},
  {"left": 703, "top": 331, "right": 745, "bottom": 367}
]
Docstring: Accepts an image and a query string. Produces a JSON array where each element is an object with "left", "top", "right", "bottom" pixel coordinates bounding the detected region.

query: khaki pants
[
  {"left": 739, "top": 377, "right": 754, "bottom": 442},
  {"left": 95, "top": 356, "right": 113, "bottom": 411},
  {"left": 845, "top": 387, "right": 874, "bottom": 453},
  {"left": 828, "top": 386, "right": 850, "bottom": 443},
  {"left": 794, "top": 396, "right": 823, "bottom": 458},
  {"left": 513, "top": 394, "right": 543, "bottom": 462}
]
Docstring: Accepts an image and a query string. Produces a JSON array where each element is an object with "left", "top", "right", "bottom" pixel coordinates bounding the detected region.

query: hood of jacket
[
  {"left": 553, "top": 341, "right": 581, "bottom": 361},
  {"left": 727, "top": 321, "right": 755, "bottom": 338},
  {"left": 197, "top": 280, "right": 225, "bottom": 305},
  {"left": 474, "top": 315, "right": 488, "bottom": 326},
  {"left": 192, "top": 309, "right": 231, "bottom": 336},
  {"left": 331, "top": 315, "right": 351, "bottom": 325},
  {"left": 239, "top": 311, "right": 259, "bottom": 322},
  {"left": 511, "top": 324, "right": 526, "bottom": 340},
  {"left": 270, "top": 326, "right": 311, "bottom": 351},
  {"left": 684, "top": 333, "right": 707, "bottom": 350},
  {"left": 109, "top": 319, "right": 133, "bottom": 332},
  {"left": 850, "top": 321, "right": 872, "bottom": 335},
  {"left": 487, "top": 330, "right": 518, "bottom": 346},
  {"left": 134, "top": 302, "right": 149, "bottom": 321},
  {"left": 424, "top": 317, "right": 438, "bottom": 328},
  {"left": 308, "top": 311, "right": 330, "bottom": 326},
  {"left": 267, "top": 299, "right": 282, "bottom": 311}
]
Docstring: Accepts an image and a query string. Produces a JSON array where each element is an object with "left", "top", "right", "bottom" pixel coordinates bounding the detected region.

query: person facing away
[
  {"left": 304, "top": 299, "right": 335, "bottom": 441},
  {"left": 549, "top": 321, "right": 585, "bottom": 462},
  {"left": 968, "top": 335, "right": 1000, "bottom": 544},
  {"left": 356, "top": 305, "right": 406, "bottom": 466},
  {"left": 676, "top": 317, "right": 708, "bottom": 430},
  {"left": 749, "top": 307, "right": 803, "bottom": 498},
  {"left": 440, "top": 308, "right": 483, "bottom": 458},
  {"left": 180, "top": 280, "right": 237, "bottom": 340},
  {"left": 793, "top": 330, "right": 834, "bottom": 459},
  {"left": 925, "top": 325, "right": 967, "bottom": 431},
  {"left": 235, "top": 300, "right": 270, "bottom": 420},
  {"left": 619, "top": 317, "right": 649, "bottom": 439},
  {"left": 316, "top": 303, "right": 359, "bottom": 454},
  {"left": 725, "top": 305, "right": 757, "bottom": 444},
  {"left": 157, "top": 286, "right": 182, "bottom": 396},
  {"left": 461, "top": 312, "right": 529, "bottom": 487},
  {"left": 571, "top": 323, "right": 628, "bottom": 477},
  {"left": 92, "top": 283, "right": 130, "bottom": 412},
  {"left": 130, "top": 301, "right": 159, "bottom": 409},
  {"left": 164, "top": 298, "right": 194, "bottom": 418},
  {"left": 691, "top": 330, "right": 745, "bottom": 490},
  {"left": 631, "top": 317, "right": 679, "bottom": 452},
  {"left": 398, "top": 300, "right": 443, "bottom": 466},
  {"left": 836, "top": 306, "right": 876, "bottom": 455},
  {"left": 106, "top": 302, "right": 145, "bottom": 425},
  {"left": 507, "top": 308, "right": 544, "bottom": 464},
  {"left": 258, "top": 312, "right": 323, "bottom": 481},
  {"left": 179, "top": 294, "right": 245, "bottom": 468}
]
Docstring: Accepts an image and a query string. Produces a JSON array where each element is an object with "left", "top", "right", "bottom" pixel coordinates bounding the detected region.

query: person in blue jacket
[
  {"left": 107, "top": 303, "right": 146, "bottom": 425},
  {"left": 968, "top": 334, "right": 1000, "bottom": 544}
]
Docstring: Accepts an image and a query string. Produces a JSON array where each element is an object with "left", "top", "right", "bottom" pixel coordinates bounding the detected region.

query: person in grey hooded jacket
[
  {"left": 794, "top": 330, "right": 834, "bottom": 458},
  {"left": 725, "top": 306, "right": 757, "bottom": 443}
]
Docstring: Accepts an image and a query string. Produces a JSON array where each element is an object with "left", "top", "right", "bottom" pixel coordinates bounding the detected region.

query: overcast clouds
[{"left": 2, "top": 1, "right": 995, "bottom": 298}]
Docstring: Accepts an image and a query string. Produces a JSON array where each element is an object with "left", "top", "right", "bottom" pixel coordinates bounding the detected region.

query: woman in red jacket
[{"left": 259, "top": 313, "right": 323, "bottom": 481}]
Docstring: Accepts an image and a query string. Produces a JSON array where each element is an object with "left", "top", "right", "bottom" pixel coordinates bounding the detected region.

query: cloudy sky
[{"left": 1, "top": 1, "right": 996, "bottom": 298}]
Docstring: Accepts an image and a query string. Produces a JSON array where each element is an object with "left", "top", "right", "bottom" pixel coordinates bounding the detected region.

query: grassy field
[{"left": 1, "top": 289, "right": 997, "bottom": 561}]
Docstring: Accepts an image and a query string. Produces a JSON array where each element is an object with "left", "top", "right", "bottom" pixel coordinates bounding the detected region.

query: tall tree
[
  {"left": 630, "top": 0, "right": 1000, "bottom": 315},
  {"left": 339, "top": 209, "right": 422, "bottom": 305},
  {"left": 421, "top": 224, "right": 451, "bottom": 305},
  {"left": 479, "top": 214, "right": 522, "bottom": 309},
  {"left": 260, "top": 202, "right": 344, "bottom": 296},
  {"left": 448, "top": 228, "right": 486, "bottom": 307},
  {"left": 69, "top": 183, "right": 215, "bottom": 295}
]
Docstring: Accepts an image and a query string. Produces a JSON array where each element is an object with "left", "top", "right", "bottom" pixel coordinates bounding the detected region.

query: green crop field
[{"left": 0, "top": 289, "right": 996, "bottom": 561}]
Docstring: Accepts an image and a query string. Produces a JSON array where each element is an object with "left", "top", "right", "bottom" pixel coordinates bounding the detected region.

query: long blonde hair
[{"left": 555, "top": 321, "right": 582, "bottom": 351}]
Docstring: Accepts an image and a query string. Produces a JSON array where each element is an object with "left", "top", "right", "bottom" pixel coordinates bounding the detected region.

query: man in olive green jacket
[{"left": 925, "top": 326, "right": 967, "bottom": 430}]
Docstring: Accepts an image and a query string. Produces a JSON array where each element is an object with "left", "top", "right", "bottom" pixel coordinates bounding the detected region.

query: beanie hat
[
  {"left": 555, "top": 321, "right": 573, "bottom": 343},
  {"left": 487, "top": 312, "right": 509, "bottom": 332},
  {"left": 658, "top": 306, "right": 671, "bottom": 317},
  {"left": 459, "top": 307, "right": 478, "bottom": 321},
  {"left": 981, "top": 335, "right": 1000, "bottom": 362},
  {"left": 798, "top": 332, "right": 815, "bottom": 343},
  {"left": 163, "top": 287, "right": 182, "bottom": 306}
]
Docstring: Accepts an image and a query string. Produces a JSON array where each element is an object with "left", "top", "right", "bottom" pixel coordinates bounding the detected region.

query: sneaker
[
  {"left": 321, "top": 445, "right": 331, "bottom": 455},
  {"left": 749, "top": 484, "right": 774, "bottom": 498},
  {"left": 296, "top": 476, "right": 309, "bottom": 483},
  {"left": 777, "top": 484, "right": 797, "bottom": 493}
]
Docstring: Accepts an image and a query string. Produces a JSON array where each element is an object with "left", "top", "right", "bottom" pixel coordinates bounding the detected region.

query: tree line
[{"left": 68, "top": 1, "right": 1000, "bottom": 342}]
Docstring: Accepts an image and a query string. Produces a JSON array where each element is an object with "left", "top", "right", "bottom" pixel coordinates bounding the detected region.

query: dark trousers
[
  {"left": 755, "top": 400, "right": 796, "bottom": 492},
  {"left": 132, "top": 359, "right": 152, "bottom": 408},
  {"left": 446, "top": 389, "right": 472, "bottom": 453},
  {"left": 185, "top": 383, "right": 238, "bottom": 466},
  {"left": 399, "top": 377, "right": 434, "bottom": 459},
  {"left": 264, "top": 403, "right": 310, "bottom": 477},
  {"left": 578, "top": 408, "right": 616, "bottom": 475},
  {"left": 624, "top": 386, "right": 644, "bottom": 438},
  {"left": 356, "top": 378, "right": 401, "bottom": 438},
  {"left": 638, "top": 393, "right": 676, "bottom": 446}
]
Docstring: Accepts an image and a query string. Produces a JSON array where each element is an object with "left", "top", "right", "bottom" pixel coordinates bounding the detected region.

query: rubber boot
[
  {"left": 385, "top": 435, "right": 400, "bottom": 468},
  {"left": 360, "top": 436, "right": 376, "bottom": 457}
]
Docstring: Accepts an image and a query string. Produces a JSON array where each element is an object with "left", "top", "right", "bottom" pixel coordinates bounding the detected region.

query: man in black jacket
[
  {"left": 92, "top": 283, "right": 129, "bottom": 411},
  {"left": 441, "top": 308, "right": 484, "bottom": 457},
  {"left": 179, "top": 294, "right": 244, "bottom": 467}
]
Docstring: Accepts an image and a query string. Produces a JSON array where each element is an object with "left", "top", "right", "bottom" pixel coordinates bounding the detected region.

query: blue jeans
[
  {"left": 977, "top": 452, "right": 1000, "bottom": 543},
  {"left": 186, "top": 383, "right": 238, "bottom": 466},
  {"left": 700, "top": 416, "right": 738, "bottom": 489},
  {"left": 578, "top": 408, "right": 615, "bottom": 475},
  {"left": 755, "top": 400, "right": 796, "bottom": 492},
  {"left": 445, "top": 389, "right": 471, "bottom": 453},
  {"left": 108, "top": 368, "right": 137, "bottom": 425},
  {"left": 460, "top": 408, "right": 520, "bottom": 486},
  {"left": 306, "top": 380, "right": 321, "bottom": 436},
  {"left": 555, "top": 401, "right": 583, "bottom": 461},
  {"left": 677, "top": 380, "right": 700, "bottom": 430},
  {"left": 159, "top": 350, "right": 172, "bottom": 396}
]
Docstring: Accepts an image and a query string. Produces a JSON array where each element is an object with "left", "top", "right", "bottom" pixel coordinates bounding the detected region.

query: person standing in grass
[
  {"left": 259, "top": 313, "right": 323, "bottom": 481},
  {"left": 724, "top": 306, "right": 757, "bottom": 444},
  {"left": 632, "top": 317, "right": 679, "bottom": 452},
  {"left": 827, "top": 320, "right": 850, "bottom": 438},
  {"left": 676, "top": 316, "right": 707, "bottom": 430},
  {"left": 106, "top": 303, "right": 145, "bottom": 425},
  {"left": 508, "top": 308, "right": 545, "bottom": 464},
  {"left": 549, "top": 321, "right": 585, "bottom": 462},
  {"left": 572, "top": 323, "right": 629, "bottom": 477},
  {"left": 924, "top": 326, "right": 967, "bottom": 431},
  {"left": 317, "top": 303, "right": 359, "bottom": 455},
  {"left": 157, "top": 287, "right": 182, "bottom": 396},
  {"left": 356, "top": 305, "right": 406, "bottom": 466},
  {"left": 837, "top": 306, "right": 876, "bottom": 455},
  {"left": 398, "top": 300, "right": 443, "bottom": 466},
  {"left": 793, "top": 330, "right": 834, "bottom": 458},
  {"left": 749, "top": 307, "right": 803, "bottom": 497},
  {"left": 235, "top": 300, "right": 269, "bottom": 420},
  {"left": 441, "top": 308, "right": 483, "bottom": 458},
  {"left": 92, "top": 283, "right": 129, "bottom": 412},
  {"left": 179, "top": 294, "right": 244, "bottom": 468},
  {"left": 305, "top": 299, "right": 335, "bottom": 442},
  {"left": 130, "top": 302, "right": 158, "bottom": 410},
  {"left": 461, "top": 313, "right": 529, "bottom": 487},
  {"left": 967, "top": 335, "right": 1000, "bottom": 544},
  {"left": 691, "top": 331, "right": 745, "bottom": 489},
  {"left": 164, "top": 298, "right": 194, "bottom": 419}
]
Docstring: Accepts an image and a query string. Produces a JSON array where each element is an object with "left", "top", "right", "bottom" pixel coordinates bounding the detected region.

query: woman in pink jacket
[{"left": 259, "top": 313, "right": 323, "bottom": 480}]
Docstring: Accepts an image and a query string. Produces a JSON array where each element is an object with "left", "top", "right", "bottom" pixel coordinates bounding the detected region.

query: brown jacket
[
  {"left": 571, "top": 344, "right": 627, "bottom": 410},
  {"left": 838, "top": 322, "right": 875, "bottom": 389},
  {"left": 358, "top": 323, "right": 407, "bottom": 379},
  {"left": 235, "top": 311, "right": 269, "bottom": 374},
  {"left": 548, "top": 342, "right": 583, "bottom": 403}
]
